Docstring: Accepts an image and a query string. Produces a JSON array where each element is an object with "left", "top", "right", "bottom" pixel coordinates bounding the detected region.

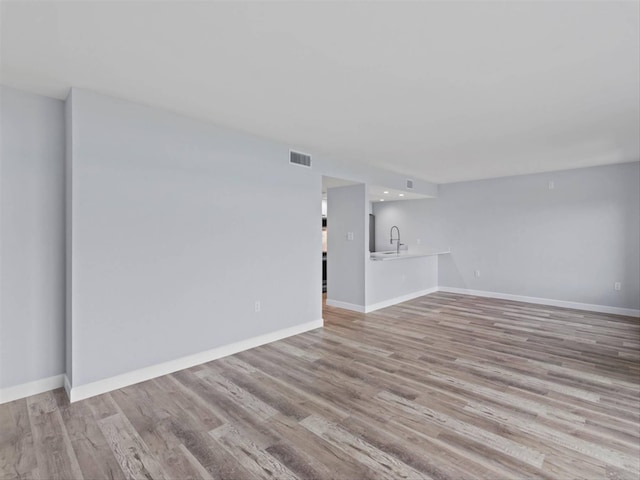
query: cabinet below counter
[{"left": 370, "top": 247, "right": 450, "bottom": 261}]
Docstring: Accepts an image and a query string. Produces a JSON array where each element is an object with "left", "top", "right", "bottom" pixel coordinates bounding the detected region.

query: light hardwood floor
[{"left": 1, "top": 292, "right": 639, "bottom": 479}]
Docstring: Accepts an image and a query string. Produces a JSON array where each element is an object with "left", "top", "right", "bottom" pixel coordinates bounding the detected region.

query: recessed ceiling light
[
  {"left": 380, "top": 199, "right": 385, "bottom": 202},
  {"left": 383, "top": 191, "right": 389, "bottom": 194},
  {"left": 399, "top": 193, "right": 405, "bottom": 197}
]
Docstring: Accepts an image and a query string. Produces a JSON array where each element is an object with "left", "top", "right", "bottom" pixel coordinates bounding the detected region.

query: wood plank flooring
[{"left": 1, "top": 292, "right": 639, "bottom": 479}]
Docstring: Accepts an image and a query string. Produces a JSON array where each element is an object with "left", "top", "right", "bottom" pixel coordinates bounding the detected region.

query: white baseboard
[
  {"left": 327, "top": 288, "right": 440, "bottom": 314},
  {"left": 365, "top": 287, "right": 439, "bottom": 313},
  {"left": 437, "top": 287, "right": 640, "bottom": 317},
  {"left": 5, "top": 285, "right": 634, "bottom": 405},
  {"left": 0, "top": 374, "right": 65, "bottom": 405},
  {"left": 68, "top": 319, "right": 323, "bottom": 403},
  {"left": 325, "top": 299, "right": 366, "bottom": 313}
]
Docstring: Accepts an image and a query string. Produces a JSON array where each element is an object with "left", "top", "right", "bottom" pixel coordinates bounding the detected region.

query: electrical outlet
[
  {"left": 401, "top": 274, "right": 406, "bottom": 283},
  {"left": 255, "top": 301, "right": 261, "bottom": 312},
  {"left": 474, "top": 270, "right": 481, "bottom": 278},
  {"left": 416, "top": 238, "right": 421, "bottom": 245},
  {"left": 614, "top": 282, "right": 622, "bottom": 291},
  {"left": 346, "top": 232, "right": 354, "bottom": 241},
  {"left": 548, "top": 180, "right": 555, "bottom": 190}
]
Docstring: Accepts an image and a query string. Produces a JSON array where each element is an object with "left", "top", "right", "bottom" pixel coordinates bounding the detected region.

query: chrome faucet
[{"left": 390, "top": 225, "right": 403, "bottom": 254}]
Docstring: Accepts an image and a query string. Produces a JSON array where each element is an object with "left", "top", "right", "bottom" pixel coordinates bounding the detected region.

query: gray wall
[
  {"left": 0, "top": 87, "right": 66, "bottom": 388},
  {"left": 0, "top": 85, "right": 434, "bottom": 392},
  {"left": 327, "top": 184, "right": 367, "bottom": 307},
  {"left": 374, "top": 162, "right": 640, "bottom": 310},
  {"left": 68, "top": 89, "right": 322, "bottom": 386},
  {"left": 3, "top": 84, "right": 637, "bottom": 396}
]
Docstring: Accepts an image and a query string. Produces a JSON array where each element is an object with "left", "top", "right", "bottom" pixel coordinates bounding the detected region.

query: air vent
[
  {"left": 406, "top": 179, "right": 414, "bottom": 190},
  {"left": 290, "top": 150, "right": 312, "bottom": 168}
]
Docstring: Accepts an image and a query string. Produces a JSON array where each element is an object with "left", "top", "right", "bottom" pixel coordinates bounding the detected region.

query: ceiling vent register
[{"left": 290, "top": 150, "right": 312, "bottom": 168}]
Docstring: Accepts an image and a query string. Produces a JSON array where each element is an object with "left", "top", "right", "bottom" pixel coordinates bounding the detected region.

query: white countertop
[{"left": 370, "top": 247, "right": 451, "bottom": 261}]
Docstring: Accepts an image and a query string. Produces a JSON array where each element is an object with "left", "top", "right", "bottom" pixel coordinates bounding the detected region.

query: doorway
[{"left": 321, "top": 176, "right": 359, "bottom": 299}]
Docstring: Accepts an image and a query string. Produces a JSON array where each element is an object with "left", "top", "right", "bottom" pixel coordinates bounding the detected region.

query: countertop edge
[{"left": 369, "top": 250, "right": 451, "bottom": 261}]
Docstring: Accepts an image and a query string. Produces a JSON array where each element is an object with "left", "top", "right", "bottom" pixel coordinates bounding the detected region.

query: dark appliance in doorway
[
  {"left": 322, "top": 217, "right": 327, "bottom": 292},
  {"left": 369, "top": 214, "right": 375, "bottom": 252}
]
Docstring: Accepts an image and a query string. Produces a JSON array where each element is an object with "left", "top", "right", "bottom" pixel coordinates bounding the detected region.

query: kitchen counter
[{"left": 370, "top": 247, "right": 451, "bottom": 261}]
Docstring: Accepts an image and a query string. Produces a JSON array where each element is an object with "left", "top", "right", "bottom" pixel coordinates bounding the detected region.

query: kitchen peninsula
[{"left": 365, "top": 247, "right": 450, "bottom": 312}]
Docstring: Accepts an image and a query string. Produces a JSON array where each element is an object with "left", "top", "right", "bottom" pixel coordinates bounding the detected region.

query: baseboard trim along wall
[
  {"left": 4, "top": 285, "right": 637, "bottom": 405},
  {"left": 365, "top": 287, "right": 439, "bottom": 313},
  {"left": 438, "top": 286, "right": 640, "bottom": 317},
  {"left": 325, "top": 299, "right": 366, "bottom": 313},
  {"left": 67, "top": 318, "right": 324, "bottom": 403},
  {"left": 329, "top": 286, "right": 639, "bottom": 317},
  {"left": 0, "top": 374, "right": 66, "bottom": 405},
  {"left": 327, "top": 288, "right": 440, "bottom": 314}
]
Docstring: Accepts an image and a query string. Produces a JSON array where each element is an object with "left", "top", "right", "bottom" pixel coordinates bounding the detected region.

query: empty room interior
[{"left": 1, "top": 1, "right": 640, "bottom": 479}]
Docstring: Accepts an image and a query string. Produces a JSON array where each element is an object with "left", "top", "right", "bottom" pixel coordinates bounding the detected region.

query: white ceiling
[
  {"left": 369, "top": 185, "right": 429, "bottom": 203},
  {"left": 322, "top": 176, "right": 428, "bottom": 203},
  {"left": 1, "top": 1, "right": 638, "bottom": 183}
]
